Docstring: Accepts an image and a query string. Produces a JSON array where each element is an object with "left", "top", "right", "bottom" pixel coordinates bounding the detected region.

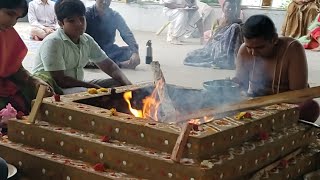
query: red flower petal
[{"left": 93, "top": 163, "right": 105, "bottom": 172}]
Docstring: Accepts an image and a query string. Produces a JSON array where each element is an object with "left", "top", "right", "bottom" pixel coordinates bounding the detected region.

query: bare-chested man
[{"left": 234, "top": 15, "right": 319, "bottom": 122}]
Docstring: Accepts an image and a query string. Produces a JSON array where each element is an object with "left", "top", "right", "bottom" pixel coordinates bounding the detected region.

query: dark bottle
[{"left": 146, "top": 40, "right": 153, "bottom": 64}]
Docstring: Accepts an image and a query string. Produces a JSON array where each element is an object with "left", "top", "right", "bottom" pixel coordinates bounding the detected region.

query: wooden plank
[
  {"left": 179, "top": 86, "right": 320, "bottom": 123},
  {"left": 170, "top": 123, "right": 193, "bottom": 162},
  {"left": 28, "top": 85, "right": 47, "bottom": 124}
]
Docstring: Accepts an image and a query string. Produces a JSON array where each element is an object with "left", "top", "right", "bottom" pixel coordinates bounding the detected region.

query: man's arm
[
  {"left": 11, "top": 66, "right": 53, "bottom": 96},
  {"left": 233, "top": 44, "right": 250, "bottom": 91},
  {"left": 96, "top": 59, "right": 132, "bottom": 86},
  {"left": 116, "top": 13, "right": 139, "bottom": 54},
  {"left": 287, "top": 41, "right": 308, "bottom": 90},
  {"left": 49, "top": 71, "right": 100, "bottom": 88},
  {"left": 88, "top": 35, "right": 132, "bottom": 86},
  {"left": 28, "top": 2, "right": 46, "bottom": 29}
]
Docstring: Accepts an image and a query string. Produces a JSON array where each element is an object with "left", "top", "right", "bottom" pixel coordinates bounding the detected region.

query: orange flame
[
  {"left": 123, "top": 81, "right": 165, "bottom": 121},
  {"left": 142, "top": 81, "right": 164, "bottom": 121},
  {"left": 123, "top": 91, "right": 143, "bottom": 118}
]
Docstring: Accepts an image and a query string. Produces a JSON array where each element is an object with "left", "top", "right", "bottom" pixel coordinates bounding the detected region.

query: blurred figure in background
[
  {"left": 28, "top": 0, "right": 58, "bottom": 40},
  {"left": 0, "top": 0, "right": 52, "bottom": 116},
  {"left": 85, "top": 0, "right": 140, "bottom": 69},
  {"left": 282, "top": 0, "right": 320, "bottom": 38},
  {"left": 163, "top": 0, "right": 214, "bottom": 44},
  {"left": 184, "top": 0, "right": 242, "bottom": 69},
  {"left": 298, "top": 13, "right": 320, "bottom": 51}
]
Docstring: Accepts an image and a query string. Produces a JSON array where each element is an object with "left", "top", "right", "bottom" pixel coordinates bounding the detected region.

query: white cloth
[
  {"left": 28, "top": 0, "right": 58, "bottom": 29},
  {"left": 163, "top": 0, "right": 212, "bottom": 41}
]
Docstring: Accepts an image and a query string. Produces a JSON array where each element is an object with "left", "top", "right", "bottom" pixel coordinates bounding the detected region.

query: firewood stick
[
  {"left": 28, "top": 85, "right": 47, "bottom": 124},
  {"left": 179, "top": 86, "right": 320, "bottom": 123},
  {"left": 171, "top": 123, "right": 193, "bottom": 162}
]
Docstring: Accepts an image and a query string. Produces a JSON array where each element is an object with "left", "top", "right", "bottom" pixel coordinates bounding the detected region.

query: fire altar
[{"left": 0, "top": 76, "right": 320, "bottom": 179}]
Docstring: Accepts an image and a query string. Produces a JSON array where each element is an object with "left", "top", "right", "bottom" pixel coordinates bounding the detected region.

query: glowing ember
[
  {"left": 123, "top": 91, "right": 143, "bottom": 118},
  {"left": 189, "top": 118, "right": 201, "bottom": 125}
]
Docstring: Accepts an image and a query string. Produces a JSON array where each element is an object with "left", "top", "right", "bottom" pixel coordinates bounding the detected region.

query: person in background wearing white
[
  {"left": 163, "top": 0, "right": 208, "bottom": 45},
  {"left": 28, "top": 0, "right": 58, "bottom": 40}
]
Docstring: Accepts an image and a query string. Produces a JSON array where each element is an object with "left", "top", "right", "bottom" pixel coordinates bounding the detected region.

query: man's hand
[
  {"left": 129, "top": 53, "right": 140, "bottom": 66},
  {"left": 306, "top": 31, "right": 312, "bottom": 39},
  {"left": 30, "top": 77, "right": 54, "bottom": 97},
  {"left": 121, "top": 53, "right": 140, "bottom": 69},
  {"left": 43, "top": 27, "right": 55, "bottom": 34}
]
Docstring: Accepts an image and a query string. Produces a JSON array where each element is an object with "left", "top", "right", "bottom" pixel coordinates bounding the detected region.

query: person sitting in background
[
  {"left": 85, "top": 0, "right": 140, "bottom": 69},
  {"left": 28, "top": 0, "right": 58, "bottom": 40},
  {"left": 163, "top": 0, "right": 206, "bottom": 44},
  {"left": 234, "top": 15, "right": 319, "bottom": 122},
  {"left": 32, "top": 0, "right": 132, "bottom": 95},
  {"left": 298, "top": 13, "right": 320, "bottom": 51},
  {"left": 183, "top": 0, "right": 242, "bottom": 69},
  {"left": 0, "top": 0, "right": 52, "bottom": 116},
  {"left": 282, "top": 0, "right": 319, "bottom": 38},
  {"left": 0, "top": 157, "right": 8, "bottom": 180}
]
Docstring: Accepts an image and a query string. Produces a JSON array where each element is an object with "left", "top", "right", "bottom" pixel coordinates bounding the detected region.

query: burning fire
[
  {"left": 123, "top": 81, "right": 164, "bottom": 121},
  {"left": 123, "top": 91, "right": 143, "bottom": 118},
  {"left": 188, "top": 118, "right": 201, "bottom": 125}
]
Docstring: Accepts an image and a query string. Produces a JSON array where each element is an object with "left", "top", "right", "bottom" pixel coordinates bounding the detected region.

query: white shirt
[{"left": 28, "top": 0, "right": 58, "bottom": 29}]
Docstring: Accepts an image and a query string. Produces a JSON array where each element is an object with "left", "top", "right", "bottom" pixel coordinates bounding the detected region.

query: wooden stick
[
  {"left": 179, "top": 86, "right": 320, "bottom": 123},
  {"left": 156, "top": 22, "right": 170, "bottom": 36},
  {"left": 28, "top": 85, "right": 47, "bottom": 124},
  {"left": 171, "top": 123, "right": 193, "bottom": 162}
]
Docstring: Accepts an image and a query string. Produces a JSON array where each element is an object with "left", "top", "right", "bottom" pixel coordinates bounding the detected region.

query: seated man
[
  {"left": 0, "top": 157, "right": 8, "bottom": 180},
  {"left": 234, "top": 15, "right": 319, "bottom": 122},
  {"left": 32, "top": 0, "right": 131, "bottom": 95},
  {"left": 163, "top": 0, "right": 206, "bottom": 44},
  {"left": 28, "top": 0, "right": 58, "bottom": 40},
  {"left": 85, "top": 0, "right": 140, "bottom": 69},
  {"left": 184, "top": 0, "right": 242, "bottom": 69}
]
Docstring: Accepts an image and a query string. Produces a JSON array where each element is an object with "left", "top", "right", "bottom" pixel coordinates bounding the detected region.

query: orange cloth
[{"left": 0, "top": 28, "right": 28, "bottom": 96}]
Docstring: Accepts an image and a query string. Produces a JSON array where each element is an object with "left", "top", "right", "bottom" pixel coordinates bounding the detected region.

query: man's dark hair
[
  {"left": 55, "top": 0, "right": 86, "bottom": 22},
  {"left": 0, "top": 0, "right": 28, "bottom": 18},
  {"left": 242, "top": 15, "right": 277, "bottom": 40}
]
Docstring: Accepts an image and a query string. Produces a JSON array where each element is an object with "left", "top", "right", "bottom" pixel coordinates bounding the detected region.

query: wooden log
[
  {"left": 171, "top": 123, "right": 193, "bottom": 162},
  {"left": 150, "top": 61, "right": 177, "bottom": 122},
  {"left": 28, "top": 85, "right": 47, "bottom": 124},
  {"left": 179, "top": 86, "right": 320, "bottom": 123}
]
